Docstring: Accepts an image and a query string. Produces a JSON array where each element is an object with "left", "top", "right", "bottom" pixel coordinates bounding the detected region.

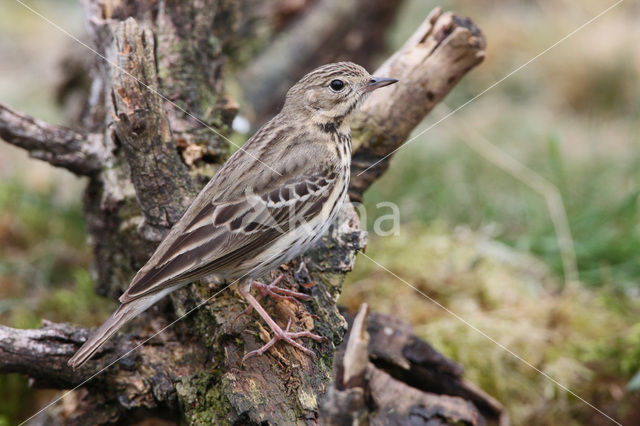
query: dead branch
[
  {"left": 0, "top": 315, "right": 208, "bottom": 424},
  {"left": 0, "top": 322, "right": 87, "bottom": 389},
  {"left": 322, "top": 307, "right": 510, "bottom": 425},
  {"left": 349, "top": 8, "right": 487, "bottom": 200},
  {"left": 1, "top": 306, "right": 508, "bottom": 425},
  {"left": 0, "top": 103, "right": 105, "bottom": 175},
  {"left": 111, "top": 18, "right": 196, "bottom": 239},
  {"left": 0, "top": 3, "right": 495, "bottom": 424}
]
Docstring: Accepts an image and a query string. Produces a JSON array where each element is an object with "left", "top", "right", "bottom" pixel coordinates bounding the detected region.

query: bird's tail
[
  {"left": 68, "top": 288, "right": 173, "bottom": 370},
  {"left": 68, "top": 301, "right": 140, "bottom": 369}
]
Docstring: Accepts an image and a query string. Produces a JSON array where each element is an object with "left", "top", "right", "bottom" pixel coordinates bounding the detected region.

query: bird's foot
[
  {"left": 242, "top": 318, "right": 324, "bottom": 363},
  {"left": 233, "top": 274, "right": 312, "bottom": 325},
  {"left": 238, "top": 283, "right": 323, "bottom": 362},
  {"left": 252, "top": 274, "right": 313, "bottom": 302}
]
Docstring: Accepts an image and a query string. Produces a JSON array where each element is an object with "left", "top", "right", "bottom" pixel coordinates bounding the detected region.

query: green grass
[
  {"left": 360, "top": 129, "right": 640, "bottom": 289},
  {"left": 0, "top": 374, "right": 32, "bottom": 426}
]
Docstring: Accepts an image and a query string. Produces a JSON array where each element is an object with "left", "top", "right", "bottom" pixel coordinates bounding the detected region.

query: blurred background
[{"left": 1, "top": 0, "right": 638, "bottom": 424}]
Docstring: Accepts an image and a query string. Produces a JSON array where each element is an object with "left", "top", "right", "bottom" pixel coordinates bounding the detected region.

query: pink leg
[
  {"left": 238, "top": 284, "right": 324, "bottom": 362},
  {"left": 252, "top": 274, "right": 313, "bottom": 302},
  {"left": 232, "top": 274, "right": 312, "bottom": 325}
]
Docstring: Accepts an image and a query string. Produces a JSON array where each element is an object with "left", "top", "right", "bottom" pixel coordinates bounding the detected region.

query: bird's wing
[{"left": 119, "top": 142, "right": 338, "bottom": 303}]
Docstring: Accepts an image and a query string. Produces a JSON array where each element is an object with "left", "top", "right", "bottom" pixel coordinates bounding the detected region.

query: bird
[{"left": 68, "top": 61, "right": 398, "bottom": 369}]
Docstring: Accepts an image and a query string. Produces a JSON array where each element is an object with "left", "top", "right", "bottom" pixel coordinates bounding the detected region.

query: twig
[{"left": 0, "top": 103, "right": 104, "bottom": 175}]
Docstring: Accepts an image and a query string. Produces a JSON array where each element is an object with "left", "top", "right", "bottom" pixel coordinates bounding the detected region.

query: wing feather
[{"left": 120, "top": 152, "right": 337, "bottom": 303}]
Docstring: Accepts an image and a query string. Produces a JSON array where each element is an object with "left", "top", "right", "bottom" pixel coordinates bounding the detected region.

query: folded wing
[{"left": 120, "top": 158, "right": 338, "bottom": 303}]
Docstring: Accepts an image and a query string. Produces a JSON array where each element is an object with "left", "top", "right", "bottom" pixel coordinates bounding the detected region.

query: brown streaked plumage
[{"left": 68, "top": 62, "right": 398, "bottom": 369}]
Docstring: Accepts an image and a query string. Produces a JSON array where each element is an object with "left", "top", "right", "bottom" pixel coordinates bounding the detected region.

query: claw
[
  {"left": 233, "top": 274, "right": 312, "bottom": 326},
  {"left": 252, "top": 274, "right": 313, "bottom": 302},
  {"left": 238, "top": 282, "right": 323, "bottom": 363},
  {"left": 241, "top": 316, "right": 324, "bottom": 363}
]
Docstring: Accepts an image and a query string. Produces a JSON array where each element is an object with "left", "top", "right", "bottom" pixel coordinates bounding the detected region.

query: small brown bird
[{"left": 68, "top": 62, "right": 397, "bottom": 369}]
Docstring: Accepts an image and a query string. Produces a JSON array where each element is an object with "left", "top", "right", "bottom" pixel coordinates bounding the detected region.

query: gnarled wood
[
  {"left": 0, "top": 103, "right": 105, "bottom": 175},
  {"left": 111, "top": 18, "right": 196, "bottom": 239},
  {"left": 322, "top": 308, "right": 509, "bottom": 426},
  {"left": 349, "top": 8, "right": 487, "bottom": 200}
]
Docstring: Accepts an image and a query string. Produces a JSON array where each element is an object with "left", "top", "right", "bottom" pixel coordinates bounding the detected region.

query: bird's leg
[
  {"left": 232, "top": 274, "right": 312, "bottom": 325},
  {"left": 238, "top": 283, "right": 324, "bottom": 362},
  {"left": 252, "top": 273, "right": 313, "bottom": 302}
]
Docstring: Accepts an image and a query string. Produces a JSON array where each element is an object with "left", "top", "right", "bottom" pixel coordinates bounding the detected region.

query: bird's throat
[{"left": 316, "top": 117, "right": 350, "bottom": 136}]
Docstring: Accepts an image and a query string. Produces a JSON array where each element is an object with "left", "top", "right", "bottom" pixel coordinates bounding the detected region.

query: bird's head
[{"left": 283, "top": 62, "right": 398, "bottom": 130}]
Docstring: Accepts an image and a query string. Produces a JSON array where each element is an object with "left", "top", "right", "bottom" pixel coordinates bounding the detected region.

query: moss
[
  {"left": 341, "top": 222, "right": 640, "bottom": 424},
  {"left": 177, "top": 372, "right": 235, "bottom": 425}
]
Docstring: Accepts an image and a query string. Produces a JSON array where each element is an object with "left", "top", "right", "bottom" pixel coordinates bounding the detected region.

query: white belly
[{"left": 246, "top": 169, "right": 349, "bottom": 277}]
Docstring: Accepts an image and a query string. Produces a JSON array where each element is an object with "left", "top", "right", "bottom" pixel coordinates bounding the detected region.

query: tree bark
[
  {"left": 349, "top": 8, "right": 486, "bottom": 201},
  {"left": 0, "top": 2, "right": 490, "bottom": 424},
  {"left": 322, "top": 305, "right": 508, "bottom": 425}
]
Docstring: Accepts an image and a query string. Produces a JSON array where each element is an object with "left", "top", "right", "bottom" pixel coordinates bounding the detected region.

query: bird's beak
[{"left": 365, "top": 76, "right": 399, "bottom": 92}]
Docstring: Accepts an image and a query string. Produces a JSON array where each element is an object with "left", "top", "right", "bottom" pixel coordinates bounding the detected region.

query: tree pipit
[{"left": 69, "top": 62, "right": 397, "bottom": 369}]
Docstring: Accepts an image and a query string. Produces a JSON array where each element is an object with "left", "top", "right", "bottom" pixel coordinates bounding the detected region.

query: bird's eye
[{"left": 329, "top": 79, "right": 345, "bottom": 92}]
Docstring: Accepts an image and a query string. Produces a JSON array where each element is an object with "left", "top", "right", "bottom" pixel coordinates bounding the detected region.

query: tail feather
[
  {"left": 68, "top": 284, "right": 185, "bottom": 370},
  {"left": 67, "top": 282, "right": 186, "bottom": 370},
  {"left": 68, "top": 301, "right": 144, "bottom": 369},
  {"left": 67, "top": 282, "right": 187, "bottom": 370}
]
